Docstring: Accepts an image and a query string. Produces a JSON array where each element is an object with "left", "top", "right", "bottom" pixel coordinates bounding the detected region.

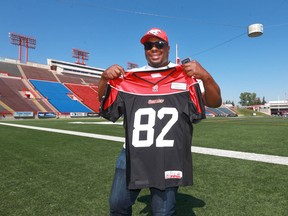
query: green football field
[{"left": 0, "top": 117, "right": 287, "bottom": 216}]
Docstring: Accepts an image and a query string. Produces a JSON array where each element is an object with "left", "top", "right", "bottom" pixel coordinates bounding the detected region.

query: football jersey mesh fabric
[{"left": 100, "top": 65, "right": 206, "bottom": 190}]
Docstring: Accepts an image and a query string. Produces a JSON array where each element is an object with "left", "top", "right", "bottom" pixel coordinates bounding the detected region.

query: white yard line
[
  {"left": 0, "top": 122, "right": 125, "bottom": 142},
  {"left": 1, "top": 122, "right": 287, "bottom": 166},
  {"left": 192, "top": 146, "right": 288, "bottom": 166}
]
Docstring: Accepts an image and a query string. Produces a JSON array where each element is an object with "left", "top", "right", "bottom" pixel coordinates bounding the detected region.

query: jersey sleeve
[
  {"left": 187, "top": 80, "right": 206, "bottom": 123},
  {"left": 99, "top": 84, "right": 124, "bottom": 122}
]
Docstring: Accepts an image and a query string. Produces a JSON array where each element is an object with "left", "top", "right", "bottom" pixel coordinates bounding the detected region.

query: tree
[
  {"left": 239, "top": 92, "right": 259, "bottom": 106},
  {"left": 261, "top": 96, "right": 267, "bottom": 105},
  {"left": 224, "top": 100, "right": 235, "bottom": 107}
]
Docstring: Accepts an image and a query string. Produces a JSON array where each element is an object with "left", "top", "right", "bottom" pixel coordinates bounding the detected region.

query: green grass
[
  {"left": 236, "top": 108, "right": 268, "bottom": 117},
  {"left": 193, "top": 117, "right": 288, "bottom": 156},
  {"left": 0, "top": 117, "right": 287, "bottom": 215}
]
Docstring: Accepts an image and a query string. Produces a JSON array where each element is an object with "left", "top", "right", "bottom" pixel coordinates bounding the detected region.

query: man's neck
[
  {"left": 128, "top": 62, "right": 177, "bottom": 72},
  {"left": 148, "top": 61, "right": 170, "bottom": 69}
]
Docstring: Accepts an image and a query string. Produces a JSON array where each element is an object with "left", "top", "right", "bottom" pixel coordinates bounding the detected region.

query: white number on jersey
[{"left": 132, "top": 107, "right": 178, "bottom": 147}]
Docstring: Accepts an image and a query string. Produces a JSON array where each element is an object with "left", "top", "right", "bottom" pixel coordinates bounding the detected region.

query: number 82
[{"left": 132, "top": 107, "right": 178, "bottom": 147}]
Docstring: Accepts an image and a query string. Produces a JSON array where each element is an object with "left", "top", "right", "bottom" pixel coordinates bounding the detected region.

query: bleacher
[
  {"left": 0, "top": 75, "right": 56, "bottom": 113},
  {"left": 0, "top": 77, "right": 38, "bottom": 112},
  {"left": 0, "top": 61, "right": 22, "bottom": 77},
  {"left": 218, "top": 107, "right": 237, "bottom": 116},
  {"left": 206, "top": 106, "right": 237, "bottom": 117},
  {"left": 64, "top": 83, "right": 100, "bottom": 112},
  {"left": 21, "top": 65, "right": 58, "bottom": 82},
  {"left": 56, "top": 73, "right": 84, "bottom": 84},
  {"left": 0, "top": 58, "right": 238, "bottom": 119},
  {"left": 30, "top": 80, "right": 92, "bottom": 113},
  {"left": 0, "top": 59, "right": 102, "bottom": 118}
]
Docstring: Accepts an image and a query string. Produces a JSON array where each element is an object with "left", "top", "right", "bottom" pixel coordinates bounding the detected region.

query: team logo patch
[
  {"left": 165, "top": 170, "right": 183, "bottom": 179},
  {"left": 152, "top": 85, "right": 158, "bottom": 92},
  {"left": 171, "top": 82, "right": 187, "bottom": 90}
]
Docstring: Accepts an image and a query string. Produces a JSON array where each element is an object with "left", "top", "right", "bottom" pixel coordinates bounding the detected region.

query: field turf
[{"left": 0, "top": 117, "right": 287, "bottom": 215}]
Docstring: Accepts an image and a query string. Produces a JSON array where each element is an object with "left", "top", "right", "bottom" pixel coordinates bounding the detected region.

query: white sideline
[
  {"left": 0, "top": 122, "right": 124, "bottom": 142},
  {"left": 192, "top": 146, "right": 288, "bottom": 166},
  {"left": 0, "top": 122, "right": 287, "bottom": 166}
]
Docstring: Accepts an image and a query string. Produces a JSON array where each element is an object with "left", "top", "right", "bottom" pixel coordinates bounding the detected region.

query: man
[{"left": 98, "top": 27, "right": 222, "bottom": 215}]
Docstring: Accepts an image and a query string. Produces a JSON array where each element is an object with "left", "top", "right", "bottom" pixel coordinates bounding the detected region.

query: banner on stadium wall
[
  {"left": 87, "top": 112, "right": 99, "bottom": 117},
  {"left": 70, "top": 112, "right": 87, "bottom": 118},
  {"left": 38, "top": 112, "right": 57, "bottom": 118},
  {"left": 14, "top": 112, "right": 34, "bottom": 118}
]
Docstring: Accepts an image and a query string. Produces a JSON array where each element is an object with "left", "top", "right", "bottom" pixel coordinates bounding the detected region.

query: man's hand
[
  {"left": 101, "top": 64, "right": 125, "bottom": 80},
  {"left": 98, "top": 64, "right": 125, "bottom": 102},
  {"left": 182, "top": 60, "right": 222, "bottom": 108},
  {"left": 182, "top": 60, "right": 211, "bottom": 81}
]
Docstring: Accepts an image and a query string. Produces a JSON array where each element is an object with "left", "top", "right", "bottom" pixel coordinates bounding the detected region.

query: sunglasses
[{"left": 144, "top": 41, "right": 168, "bottom": 50}]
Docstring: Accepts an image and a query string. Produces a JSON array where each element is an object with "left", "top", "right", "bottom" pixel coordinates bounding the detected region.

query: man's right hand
[
  {"left": 101, "top": 64, "right": 125, "bottom": 80},
  {"left": 98, "top": 64, "right": 125, "bottom": 102}
]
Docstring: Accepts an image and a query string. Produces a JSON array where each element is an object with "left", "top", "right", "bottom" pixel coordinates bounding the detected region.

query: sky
[{"left": 0, "top": 0, "right": 287, "bottom": 104}]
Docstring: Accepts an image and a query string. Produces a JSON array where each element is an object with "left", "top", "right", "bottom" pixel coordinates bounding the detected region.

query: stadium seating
[
  {"left": 0, "top": 61, "right": 22, "bottom": 77},
  {"left": 0, "top": 60, "right": 103, "bottom": 117},
  {"left": 64, "top": 83, "right": 100, "bottom": 112},
  {"left": 57, "top": 72, "right": 100, "bottom": 85},
  {"left": 205, "top": 106, "right": 237, "bottom": 117},
  {"left": 218, "top": 107, "right": 237, "bottom": 116},
  {"left": 0, "top": 77, "right": 52, "bottom": 112},
  {"left": 21, "top": 65, "right": 58, "bottom": 82},
  {"left": 56, "top": 73, "right": 83, "bottom": 84},
  {"left": 30, "top": 79, "right": 92, "bottom": 113},
  {"left": 0, "top": 60, "right": 238, "bottom": 119}
]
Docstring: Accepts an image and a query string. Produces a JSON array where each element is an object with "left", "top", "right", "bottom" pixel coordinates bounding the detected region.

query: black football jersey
[{"left": 100, "top": 65, "right": 205, "bottom": 190}]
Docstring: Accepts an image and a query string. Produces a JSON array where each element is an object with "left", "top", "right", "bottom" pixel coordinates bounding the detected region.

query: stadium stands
[
  {"left": 0, "top": 59, "right": 103, "bottom": 118},
  {"left": 64, "top": 83, "right": 100, "bottom": 112},
  {"left": 0, "top": 59, "right": 239, "bottom": 119},
  {"left": 56, "top": 73, "right": 84, "bottom": 84},
  {"left": 21, "top": 65, "right": 58, "bottom": 82},
  {"left": 205, "top": 106, "right": 237, "bottom": 117},
  {"left": 56, "top": 72, "right": 100, "bottom": 85},
  {"left": 30, "top": 80, "right": 92, "bottom": 113},
  {"left": 0, "top": 77, "right": 51, "bottom": 112},
  {"left": 0, "top": 61, "right": 22, "bottom": 77},
  {"left": 82, "top": 76, "right": 100, "bottom": 85},
  {"left": 218, "top": 107, "right": 237, "bottom": 116}
]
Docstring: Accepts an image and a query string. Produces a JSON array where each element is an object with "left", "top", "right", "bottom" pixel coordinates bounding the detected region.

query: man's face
[{"left": 144, "top": 37, "right": 170, "bottom": 68}]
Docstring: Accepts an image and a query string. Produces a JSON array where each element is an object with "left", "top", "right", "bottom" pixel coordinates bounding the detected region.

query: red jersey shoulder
[{"left": 108, "top": 66, "right": 198, "bottom": 95}]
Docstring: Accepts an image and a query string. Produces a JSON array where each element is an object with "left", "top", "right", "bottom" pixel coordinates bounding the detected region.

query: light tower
[
  {"left": 9, "top": 32, "right": 36, "bottom": 63},
  {"left": 127, "top": 62, "right": 138, "bottom": 70},
  {"left": 175, "top": 43, "right": 180, "bottom": 64},
  {"left": 72, "top": 48, "right": 89, "bottom": 65}
]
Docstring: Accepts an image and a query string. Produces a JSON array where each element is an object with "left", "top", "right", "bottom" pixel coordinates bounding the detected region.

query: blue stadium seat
[{"left": 30, "top": 80, "right": 92, "bottom": 113}]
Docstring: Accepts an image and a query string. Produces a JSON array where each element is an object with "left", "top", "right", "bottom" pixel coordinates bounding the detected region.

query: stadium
[
  {"left": 2, "top": 30, "right": 288, "bottom": 120},
  {"left": 0, "top": 1, "right": 288, "bottom": 214},
  {"left": 0, "top": 55, "right": 240, "bottom": 119},
  {"left": 0, "top": 52, "right": 287, "bottom": 215},
  {"left": 1, "top": 55, "right": 287, "bottom": 119}
]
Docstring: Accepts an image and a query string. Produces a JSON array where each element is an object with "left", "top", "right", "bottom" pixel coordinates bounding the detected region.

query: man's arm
[
  {"left": 182, "top": 60, "right": 222, "bottom": 108},
  {"left": 98, "top": 64, "right": 125, "bottom": 102},
  {"left": 201, "top": 75, "right": 222, "bottom": 108}
]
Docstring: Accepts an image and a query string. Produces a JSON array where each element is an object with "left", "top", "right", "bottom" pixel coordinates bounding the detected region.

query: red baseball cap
[{"left": 140, "top": 28, "right": 169, "bottom": 44}]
